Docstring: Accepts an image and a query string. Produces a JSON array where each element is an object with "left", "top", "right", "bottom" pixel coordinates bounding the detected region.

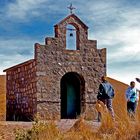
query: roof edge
[
  {"left": 54, "top": 14, "right": 88, "bottom": 29},
  {"left": 3, "top": 59, "right": 35, "bottom": 72}
]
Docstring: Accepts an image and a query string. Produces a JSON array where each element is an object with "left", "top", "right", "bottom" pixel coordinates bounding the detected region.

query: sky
[{"left": 0, "top": 0, "right": 140, "bottom": 87}]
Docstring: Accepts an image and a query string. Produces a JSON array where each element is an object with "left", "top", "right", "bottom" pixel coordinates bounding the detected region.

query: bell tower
[{"left": 53, "top": 13, "right": 88, "bottom": 50}]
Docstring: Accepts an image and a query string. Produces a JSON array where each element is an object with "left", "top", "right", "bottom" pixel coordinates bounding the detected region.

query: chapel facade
[{"left": 4, "top": 13, "right": 106, "bottom": 121}]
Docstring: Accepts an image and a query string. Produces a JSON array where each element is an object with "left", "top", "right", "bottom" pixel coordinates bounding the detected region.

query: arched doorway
[{"left": 61, "top": 72, "right": 85, "bottom": 119}]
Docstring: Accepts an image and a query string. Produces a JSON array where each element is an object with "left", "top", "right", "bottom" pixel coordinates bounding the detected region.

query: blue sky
[{"left": 0, "top": 0, "right": 140, "bottom": 87}]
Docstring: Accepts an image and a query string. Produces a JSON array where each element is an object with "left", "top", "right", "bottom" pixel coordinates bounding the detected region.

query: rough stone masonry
[{"left": 4, "top": 14, "right": 106, "bottom": 121}]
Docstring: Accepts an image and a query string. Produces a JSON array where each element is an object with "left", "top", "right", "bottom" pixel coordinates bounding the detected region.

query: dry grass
[
  {"left": 14, "top": 115, "right": 140, "bottom": 140},
  {"left": 0, "top": 75, "right": 6, "bottom": 120},
  {"left": 15, "top": 76, "right": 140, "bottom": 140},
  {"left": 107, "top": 77, "right": 140, "bottom": 120},
  {"left": 1, "top": 76, "right": 140, "bottom": 139}
]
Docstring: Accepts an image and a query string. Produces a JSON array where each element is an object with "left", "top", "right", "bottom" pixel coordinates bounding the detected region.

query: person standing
[
  {"left": 97, "top": 76, "right": 115, "bottom": 121},
  {"left": 125, "top": 81, "right": 139, "bottom": 118}
]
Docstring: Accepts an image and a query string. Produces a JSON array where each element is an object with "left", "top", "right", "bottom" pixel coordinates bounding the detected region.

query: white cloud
[
  {"left": 87, "top": 3, "right": 140, "bottom": 84},
  {"left": 107, "top": 71, "right": 140, "bottom": 90},
  {"left": 6, "top": 0, "right": 47, "bottom": 20},
  {"left": 0, "top": 0, "right": 140, "bottom": 86},
  {"left": 98, "top": 26, "right": 140, "bottom": 60},
  {"left": 0, "top": 38, "right": 42, "bottom": 74},
  {"left": 89, "top": 7, "right": 140, "bottom": 58}
]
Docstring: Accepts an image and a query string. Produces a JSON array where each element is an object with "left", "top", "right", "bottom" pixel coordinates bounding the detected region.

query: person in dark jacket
[{"left": 97, "top": 76, "right": 115, "bottom": 121}]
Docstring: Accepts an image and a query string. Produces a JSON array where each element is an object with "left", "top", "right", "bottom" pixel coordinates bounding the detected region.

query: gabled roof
[
  {"left": 3, "top": 59, "right": 35, "bottom": 72},
  {"left": 54, "top": 14, "right": 88, "bottom": 29}
]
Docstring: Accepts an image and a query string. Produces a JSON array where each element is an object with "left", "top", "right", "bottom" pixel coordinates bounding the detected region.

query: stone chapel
[{"left": 4, "top": 13, "right": 106, "bottom": 121}]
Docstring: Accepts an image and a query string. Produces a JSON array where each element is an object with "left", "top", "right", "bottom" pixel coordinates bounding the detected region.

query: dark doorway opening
[
  {"left": 61, "top": 72, "right": 85, "bottom": 119},
  {"left": 6, "top": 105, "right": 33, "bottom": 122}
]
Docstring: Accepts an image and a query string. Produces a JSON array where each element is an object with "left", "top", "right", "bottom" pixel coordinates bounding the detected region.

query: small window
[{"left": 66, "top": 24, "right": 77, "bottom": 50}]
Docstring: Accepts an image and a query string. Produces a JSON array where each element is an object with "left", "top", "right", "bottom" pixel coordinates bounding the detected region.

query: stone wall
[
  {"left": 35, "top": 14, "right": 106, "bottom": 119},
  {"left": 5, "top": 59, "right": 37, "bottom": 121},
  {"left": 4, "top": 14, "right": 106, "bottom": 121}
]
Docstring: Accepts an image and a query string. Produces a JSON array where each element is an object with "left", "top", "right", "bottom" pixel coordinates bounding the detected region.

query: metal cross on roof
[{"left": 67, "top": 3, "right": 76, "bottom": 14}]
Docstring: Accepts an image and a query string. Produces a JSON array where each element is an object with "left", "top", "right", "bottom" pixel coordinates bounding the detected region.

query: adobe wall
[{"left": 6, "top": 60, "right": 37, "bottom": 121}]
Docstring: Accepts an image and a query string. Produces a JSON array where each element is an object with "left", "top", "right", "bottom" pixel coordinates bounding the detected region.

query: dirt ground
[{"left": 0, "top": 120, "right": 100, "bottom": 140}]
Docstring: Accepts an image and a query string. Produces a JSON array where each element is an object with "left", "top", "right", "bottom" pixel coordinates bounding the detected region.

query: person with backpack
[
  {"left": 97, "top": 76, "right": 115, "bottom": 121},
  {"left": 125, "top": 81, "right": 139, "bottom": 118}
]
